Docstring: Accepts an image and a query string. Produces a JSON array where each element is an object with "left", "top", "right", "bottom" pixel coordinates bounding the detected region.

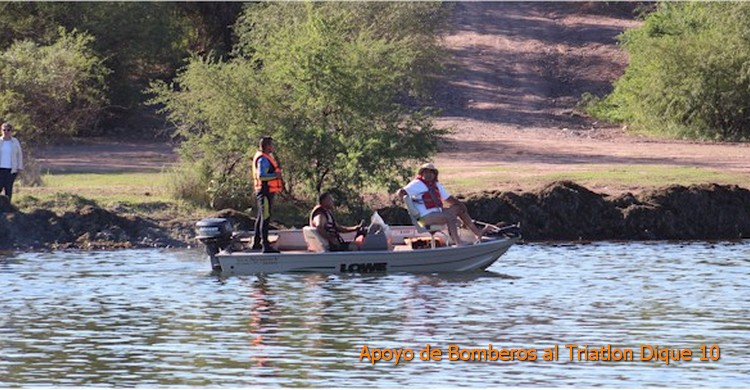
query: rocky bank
[
  {"left": 2, "top": 181, "right": 750, "bottom": 250},
  {"left": 0, "top": 196, "right": 195, "bottom": 250}
]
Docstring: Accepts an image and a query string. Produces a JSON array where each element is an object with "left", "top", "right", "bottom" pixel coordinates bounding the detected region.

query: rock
[
  {"left": 609, "top": 192, "right": 639, "bottom": 209},
  {"left": 634, "top": 183, "right": 750, "bottom": 239}
]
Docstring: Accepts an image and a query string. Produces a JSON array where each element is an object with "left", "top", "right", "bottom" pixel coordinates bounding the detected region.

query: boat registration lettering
[
  {"left": 340, "top": 262, "right": 387, "bottom": 273},
  {"left": 237, "top": 257, "right": 279, "bottom": 265}
]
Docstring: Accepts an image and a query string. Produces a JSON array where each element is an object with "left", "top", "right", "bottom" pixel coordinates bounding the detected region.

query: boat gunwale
[{"left": 215, "top": 236, "right": 519, "bottom": 259}]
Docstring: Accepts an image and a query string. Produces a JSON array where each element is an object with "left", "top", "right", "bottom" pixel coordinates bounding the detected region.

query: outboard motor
[{"left": 195, "top": 218, "right": 233, "bottom": 271}]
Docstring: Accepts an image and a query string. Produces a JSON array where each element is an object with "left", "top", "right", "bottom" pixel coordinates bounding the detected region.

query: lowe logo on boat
[{"left": 339, "top": 262, "right": 387, "bottom": 273}]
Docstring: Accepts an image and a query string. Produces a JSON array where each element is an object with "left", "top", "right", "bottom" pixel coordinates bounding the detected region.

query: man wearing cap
[
  {"left": 251, "top": 136, "right": 282, "bottom": 253},
  {"left": 396, "top": 163, "right": 485, "bottom": 246}
]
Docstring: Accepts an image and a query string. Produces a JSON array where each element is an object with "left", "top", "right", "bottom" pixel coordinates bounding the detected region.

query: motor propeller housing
[{"left": 195, "top": 218, "right": 234, "bottom": 271}]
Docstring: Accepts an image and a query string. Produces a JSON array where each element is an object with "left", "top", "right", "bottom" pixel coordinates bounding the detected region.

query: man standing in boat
[
  {"left": 310, "top": 191, "right": 364, "bottom": 251},
  {"left": 252, "top": 136, "right": 282, "bottom": 253},
  {"left": 396, "top": 163, "right": 486, "bottom": 246}
]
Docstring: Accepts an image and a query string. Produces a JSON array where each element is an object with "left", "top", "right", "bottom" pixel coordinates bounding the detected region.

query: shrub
[
  {"left": 0, "top": 28, "right": 109, "bottom": 144},
  {"left": 163, "top": 162, "right": 211, "bottom": 208},
  {"left": 586, "top": 3, "right": 750, "bottom": 140}
]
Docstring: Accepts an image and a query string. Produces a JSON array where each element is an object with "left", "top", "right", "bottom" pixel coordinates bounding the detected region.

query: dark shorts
[{"left": 329, "top": 241, "right": 351, "bottom": 252}]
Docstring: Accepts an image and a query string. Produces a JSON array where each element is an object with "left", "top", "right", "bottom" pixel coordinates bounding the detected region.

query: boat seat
[
  {"left": 402, "top": 194, "right": 447, "bottom": 248},
  {"left": 302, "top": 226, "right": 329, "bottom": 252}
]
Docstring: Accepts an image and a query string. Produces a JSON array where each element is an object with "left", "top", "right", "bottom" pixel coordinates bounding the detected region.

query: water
[{"left": 1, "top": 242, "right": 748, "bottom": 387}]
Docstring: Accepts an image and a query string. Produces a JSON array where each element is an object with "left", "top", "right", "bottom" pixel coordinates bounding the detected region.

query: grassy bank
[
  {"left": 5, "top": 170, "right": 750, "bottom": 249},
  {"left": 13, "top": 165, "right": 750, "bottom": 224},
  {"left": 15, "top": 172, "right": 211, "bottom": 222},
  {"left": 439, "top": 164, "right": 750, "bottom": 195},
  {"left": 20, "top": 173, "right": 171, "bottom": 203}
]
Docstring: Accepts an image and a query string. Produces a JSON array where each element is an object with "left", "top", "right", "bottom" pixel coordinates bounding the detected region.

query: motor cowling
[{"left": 195, "top": 218, "right": 234, "bottom": 257}]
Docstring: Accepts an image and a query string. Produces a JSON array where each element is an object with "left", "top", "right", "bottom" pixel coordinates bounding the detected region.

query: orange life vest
[
  {"left": 417, "top": 177, "right": 443, "bottom": 209},
  {"left": 253, "top": 151, "right": 283, "bottom": 193}
]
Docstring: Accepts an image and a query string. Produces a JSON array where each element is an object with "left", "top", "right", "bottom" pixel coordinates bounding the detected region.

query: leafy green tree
[
  {"left": 176, "top": 2, "right": 244, "bottom": 58},
  {"left": 0, "top": 28, "right": 109, "bottom": 144},
  {"left": 586, "top": 2, "right": 750, "bottom": 140},
  {"left": 150, "top": 2, "right": 449, "bottom": 210},
  {"left": 0, "top": 2, "right": 244, "bottom": 134}
]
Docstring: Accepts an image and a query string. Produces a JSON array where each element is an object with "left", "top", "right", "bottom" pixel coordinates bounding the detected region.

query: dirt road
[
  {"left": 432, "top": 2, "right": 750, "bottom": 193},
  {"left": 35, "top": 138, "right": 178, "bottom": 173},
  {"left": 35, "top": 3, "right": 750, "bottom": 194}
]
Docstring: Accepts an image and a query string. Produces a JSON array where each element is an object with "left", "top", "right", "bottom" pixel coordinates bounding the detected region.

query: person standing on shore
[
  {"left": 0, "top": 122, "right": 23, "bottom": 203},
  {"left": 252, "top": 136, "right": 282, "bottom": 253}
]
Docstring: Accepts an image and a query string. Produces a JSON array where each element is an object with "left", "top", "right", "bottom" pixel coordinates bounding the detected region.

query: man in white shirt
[
  {"left": 396, "top": 163, "right": 485, "bottom": 246},
  {"left": 0, "top": 122, "right": 23, "bottom": 203}
]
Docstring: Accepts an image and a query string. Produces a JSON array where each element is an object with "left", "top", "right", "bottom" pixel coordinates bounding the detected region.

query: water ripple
[{"left": 0, "top": 243, "right": 748, "bottom": 386}]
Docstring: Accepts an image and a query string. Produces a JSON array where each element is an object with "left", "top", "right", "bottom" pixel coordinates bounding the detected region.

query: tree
[
  {"left": 0, "top": 2, "right": 245, "bottom": 135},
  {"left": 586, "top": 2, "right": 750, "bottom": 140},
  {"left": 0, "top": 28, "right": 109, "bottom": 144},
  {"left": 149, "top": 3, "right": 449, "bottom": 210}
]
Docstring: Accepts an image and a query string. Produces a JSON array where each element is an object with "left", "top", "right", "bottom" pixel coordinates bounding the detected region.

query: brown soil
[
  {"left": 35, "top": 138, "right": 178, "bottom": 173},
  {"left": 433, "top": 2, "right": 750, "bottom": 194},
  {"left": 35, "top": 3, "right": 750, "bottom": 193}
]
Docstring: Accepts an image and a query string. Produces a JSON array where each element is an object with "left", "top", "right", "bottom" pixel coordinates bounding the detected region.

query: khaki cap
[{"left": 418, "top": 163, "right": 438, "bottom": 174}]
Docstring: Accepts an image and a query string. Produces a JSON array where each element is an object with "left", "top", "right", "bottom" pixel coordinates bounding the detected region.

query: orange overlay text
[{"left": 358, "top": 344, "right": 721, "bottom": 365}]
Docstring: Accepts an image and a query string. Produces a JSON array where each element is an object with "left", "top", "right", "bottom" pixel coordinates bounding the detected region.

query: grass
[
  {"left": 438, "top": 164, "right": 750, "bottom": 194},
  {"left": 538, "top": 165, "right": 745, "bottom": 187},
  {"left": 18, "top": 173, "right": 172, "bottom": 204},
  {"left": 14, "top": 172, "right": 212, "bottom": 220},
  {"left": 10, "top": 164, "right": 750, "bottom": 222}
]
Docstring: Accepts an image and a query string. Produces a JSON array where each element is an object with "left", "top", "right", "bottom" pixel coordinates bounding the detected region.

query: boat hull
[{"left": 213, "top": 237, "right": 518, "bottom": 275}]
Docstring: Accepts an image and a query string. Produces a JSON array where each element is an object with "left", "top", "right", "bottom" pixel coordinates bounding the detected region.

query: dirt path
[
  {"left": 433, "top": 2, "right": 750, "bottom": 193},
  {"left": 35, "top": 3, "right": 750, "bottom": 194},
  {"left": 35, "top": 138, "right": 178, "bottom": 174}
]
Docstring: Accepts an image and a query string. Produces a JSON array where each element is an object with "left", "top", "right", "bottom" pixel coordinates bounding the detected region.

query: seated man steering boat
[
  {"left": 396, "top": 163, "right": 486, "bottom": 246},
  {"left": 310, "top": 191, "right": 364, "bottom": 251}
]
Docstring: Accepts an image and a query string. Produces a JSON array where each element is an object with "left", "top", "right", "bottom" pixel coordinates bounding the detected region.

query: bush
[
  {"left": 164, "top": 162, "right": 211, "bottom": 208},
  {"left": 0, "top": 3, "right": 245, "bottom": 129},
  {"left": 17, "top": 149, "right": 43, "bottom": 187},
  {"left": 206, "top": 175, "right": 254, "bottom": 211},
  {"left": 586, "top": 3, "right": 750, "bottom": 140},
  {"left": 0, "top": 28, "right": 109, "bottom": 144}
]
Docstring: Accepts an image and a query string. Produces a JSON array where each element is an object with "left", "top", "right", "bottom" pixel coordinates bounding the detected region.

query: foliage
[
  {"left": 0, "top": 29, "right": 109, "bottom": 144},
  {"left": 163, "top": 162, "right": 212, "bottom": 208},
  {"left": 206, "top": 174, "right": 254, "bottom": 211},
  {"left": 150, "top": 3, "right": 450, "bottom": 210},
  {"left": 233, "top": 2, "right": 451, "bottom": 97},
  {"left": 0, "top": 2, "right": 243, "bottom": 132},
  {"left": 585, "top": 2, "right": 750, "bottom": 140},
  {"left": 17, "top": 149, "right": 43, "bottom": 187}
]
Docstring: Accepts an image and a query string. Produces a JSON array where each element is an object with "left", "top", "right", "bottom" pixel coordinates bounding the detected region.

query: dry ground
[
  {"left": 34, "top": 2, "right": 750, "bottom": 196},
  {"left": 432, "top": 2, "right": 750, "bottom": 194}
]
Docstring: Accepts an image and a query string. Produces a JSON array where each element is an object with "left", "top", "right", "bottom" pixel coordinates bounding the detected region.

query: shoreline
[
  {"left": 2, "top": 181, "right": 749, "bottom": 252},
  {"left": 461, "top": 181, "right": 750, "bottom": 241}
]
